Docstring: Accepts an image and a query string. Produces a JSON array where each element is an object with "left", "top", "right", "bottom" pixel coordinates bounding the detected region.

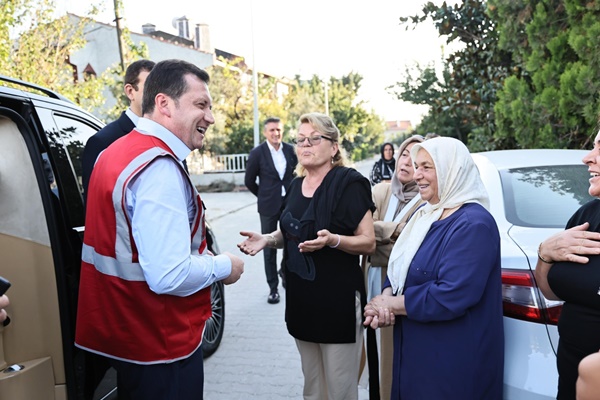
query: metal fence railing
[{"left": 186, "top": 152, "right": 248, "bottom": 175}]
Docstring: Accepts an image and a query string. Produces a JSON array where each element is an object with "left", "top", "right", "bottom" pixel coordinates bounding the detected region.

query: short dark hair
[
  {"left": 124, "top": 59, "right": 155, "bottom": 90},
  {"left": 263, "top": 117, "right": 281, "bottom": 127},
  {"left": 142, "top": 59, "right": 210, "bottom": 115}
]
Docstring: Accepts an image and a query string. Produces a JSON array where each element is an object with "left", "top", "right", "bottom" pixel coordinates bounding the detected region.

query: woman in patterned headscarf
[
  {"left": 370, "top": 142, "right": 395, "bottom": 185},
  {"left": 364, "top": 137, "right": 504, "bottom": 400}
]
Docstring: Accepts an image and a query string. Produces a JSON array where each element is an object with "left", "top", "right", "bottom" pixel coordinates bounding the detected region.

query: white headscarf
[{"left": 387, "top": 137, "right": 490, "bottom": 294}]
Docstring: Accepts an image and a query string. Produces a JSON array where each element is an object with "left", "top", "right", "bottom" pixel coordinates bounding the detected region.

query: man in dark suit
[
  {"left": 245, "top": 117, "right": 298, "bottom": 303},
  {"left": 81, "top": 59, "right": 156, "bottom": 200}
]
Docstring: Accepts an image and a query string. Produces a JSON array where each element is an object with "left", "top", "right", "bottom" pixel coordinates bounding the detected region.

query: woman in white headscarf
[{"left": 364, "top": 137, "right": 504, "bottom": 400}]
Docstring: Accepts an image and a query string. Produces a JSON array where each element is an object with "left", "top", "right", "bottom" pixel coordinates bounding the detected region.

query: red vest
[{"left": 75, "top": 130, "right": 211, "bottom": 363}]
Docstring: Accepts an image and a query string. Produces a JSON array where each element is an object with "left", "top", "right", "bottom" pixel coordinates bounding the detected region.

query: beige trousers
[{"left": 295, "top": 294, "right": 363, "bottom": 400}]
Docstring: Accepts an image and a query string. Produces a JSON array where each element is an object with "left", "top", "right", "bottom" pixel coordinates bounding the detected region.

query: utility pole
[
  {"left": 251, "top": 0, "right": 259, "bottom": 148},
  {"left": 324, "top": 78, "right": 329, "bottom": 116},
  {"left": 113, "top": 0, "right": 126, "bottom": 73}
]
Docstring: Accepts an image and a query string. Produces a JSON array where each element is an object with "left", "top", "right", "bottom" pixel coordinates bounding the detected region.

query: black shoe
[{"left": 267, "top": 290, "right": 280, "bottom": 304}]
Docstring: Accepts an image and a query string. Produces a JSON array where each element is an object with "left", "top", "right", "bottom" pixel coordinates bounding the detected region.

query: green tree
[
  {"left": 491, "top": 0, "right": 600, "bottom": 149},
  {"left": 206, "top": 57, "right": 286, "bottom": 155},
  {"left": 284, "top": 73, "right": 385, "bottom": 161},
  {"left": 390, "top": 0, "right": 514, "bottom": 150},
  {"left": 389, "top": 62, "right": 466, "bottom": 139},
  {"left": 0, "top": 0, "right": 107, "bottom": 113},
  {"left": 284, "top": 74, "right": 326, "bottom": 133}
]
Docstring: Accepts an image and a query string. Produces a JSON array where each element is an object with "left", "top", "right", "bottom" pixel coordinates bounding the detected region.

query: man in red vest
[{"left": 75, "top": 59, "right": 244, "bottom": 399}]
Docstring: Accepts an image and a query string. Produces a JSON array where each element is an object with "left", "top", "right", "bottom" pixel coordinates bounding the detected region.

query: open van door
[
  {"left": 0, "top": 111, "right": 72, "bottom": 398},
  {"left": 0, "top": 109, "right": 114, "bottom": 399}
]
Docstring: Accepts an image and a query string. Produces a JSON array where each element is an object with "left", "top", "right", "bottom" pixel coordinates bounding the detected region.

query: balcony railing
[{"left": 187, "top": 151, "right": 248, "bottom": 175}]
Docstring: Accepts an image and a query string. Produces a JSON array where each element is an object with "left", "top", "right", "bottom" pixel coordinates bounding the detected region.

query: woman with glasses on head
[
  {"left": 370, "top": 142, "right": 395, "bottom": 186},
  {"left": 238, "top": 112, "right": 375, "bottom": 400}
]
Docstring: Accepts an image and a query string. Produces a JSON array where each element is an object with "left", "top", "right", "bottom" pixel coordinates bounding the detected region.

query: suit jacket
[
  {"left": 244, "top": 141, "right": 297, "bottom": 217},
  {"left": 82, "top": 111, "right": 134, "bottom": 200}
]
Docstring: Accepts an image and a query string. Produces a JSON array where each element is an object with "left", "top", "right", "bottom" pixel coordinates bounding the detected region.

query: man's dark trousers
[
  {"left": 260, "top": 208, "right": 282, "bottom": 292},
  {"left": 110, "top": 347, "right": 204, "bottom": 399}
]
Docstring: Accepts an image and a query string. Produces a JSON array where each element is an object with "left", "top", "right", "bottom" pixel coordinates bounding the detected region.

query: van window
[
  {"left": 0, "top": 116, "right": 50, "bottom": 245},
  {"left": 40, "top": 110, "right": 98, "bottom": 228},
  {"left": 52, "top": 114, "right": 97, "bottom": 192}
]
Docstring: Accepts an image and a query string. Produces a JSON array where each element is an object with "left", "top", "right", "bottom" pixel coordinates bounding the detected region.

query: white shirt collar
[
  {"left": 125, "top": 108, "right": 140, "bottom": 126},
  {"left": 266, "top": 140, "right": 282, "bottom": 153},
  {"left": 135, "top": 118, "right": 191, "bottom": 163}
]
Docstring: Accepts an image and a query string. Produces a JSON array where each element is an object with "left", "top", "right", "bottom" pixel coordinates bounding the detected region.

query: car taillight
[{"left": 501, "top": 269, "right": 562, "bottom": 325}]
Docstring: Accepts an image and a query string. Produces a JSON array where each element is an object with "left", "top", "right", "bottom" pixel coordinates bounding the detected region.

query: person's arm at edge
[{"left": 577, "top": 350, "right": 600, "bottom": 400}]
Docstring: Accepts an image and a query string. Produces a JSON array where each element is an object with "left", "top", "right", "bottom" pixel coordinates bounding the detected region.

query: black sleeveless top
[{"left": 548, "top": 199, "right": 600, "bottom": 400}]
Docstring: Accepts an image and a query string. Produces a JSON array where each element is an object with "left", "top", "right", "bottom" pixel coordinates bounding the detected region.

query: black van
[{"left": 0, "top": 75, "right": 225, "bottom": 399}]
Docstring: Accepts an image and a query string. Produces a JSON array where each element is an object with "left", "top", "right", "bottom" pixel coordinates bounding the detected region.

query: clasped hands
[{"left": 364, "top": 294, "right": 397, "bottom": 329}]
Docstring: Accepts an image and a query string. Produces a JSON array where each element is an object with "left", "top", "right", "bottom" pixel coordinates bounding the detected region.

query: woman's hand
[
  {"left": 238, "top": 231, "right": 268, "bottom": 256},
  {"left": 540, "top": 222, "right": 600, "bottom": 264},
  {"left": 298, "top": 229, "right": 335, "bottom": 253},
  {"left": 364, "top": 294, "right": 398, "bottom": 329}
]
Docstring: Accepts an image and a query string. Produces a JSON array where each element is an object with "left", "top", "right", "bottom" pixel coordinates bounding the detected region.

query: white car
[{"left": 472, "top": 149, "right": 593, "bottom": 399}]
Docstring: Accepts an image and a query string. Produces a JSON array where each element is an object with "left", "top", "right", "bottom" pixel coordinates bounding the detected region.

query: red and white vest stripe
[{"left": 75, "top": 130, "right": 211, "bottom": 364}]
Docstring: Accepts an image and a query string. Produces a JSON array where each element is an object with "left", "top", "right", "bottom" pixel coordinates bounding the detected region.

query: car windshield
[{"left": 500, "top": 165, "right": 594, "bottom": 228}]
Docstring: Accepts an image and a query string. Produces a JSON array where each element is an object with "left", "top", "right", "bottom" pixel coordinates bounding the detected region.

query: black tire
[{"left": 201, "top": 280, "right": 225, "bottom": 358}]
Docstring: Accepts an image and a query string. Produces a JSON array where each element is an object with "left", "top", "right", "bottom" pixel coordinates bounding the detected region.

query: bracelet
[
  {"left": 329, "top": 234, "right": 341, "bottom": 249},
  {"left": 537, "top": 242, "right": 553, "bottom": 264},
  {"left": 265, "top": 234, "right": 277, "bottom": 248}
]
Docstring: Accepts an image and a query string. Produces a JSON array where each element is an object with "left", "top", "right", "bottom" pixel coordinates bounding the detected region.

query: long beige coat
[{"left": 364, "top": 182, "right": 424, "bottom": 400}]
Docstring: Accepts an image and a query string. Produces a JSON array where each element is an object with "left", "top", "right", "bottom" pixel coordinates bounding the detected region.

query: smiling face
[
  {"left": 295, "top": 122, "right": 337, "bottom": 171},
  {"left": 168, "top": 74, "right": 215, "bottom": 150},
  {"left": 396, "top": 142, "right": 417, "bottom": 185},
  {"left": 413, "top": 148, "right": 440, "bottom": 204},
  {"left": 583, "top": 130, "right": 600, "bottom": 198}
]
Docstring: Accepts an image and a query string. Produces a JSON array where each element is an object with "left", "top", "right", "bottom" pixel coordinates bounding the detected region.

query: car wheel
[{"left": 201, "top": 280, "right": 225, "bottom": 358}]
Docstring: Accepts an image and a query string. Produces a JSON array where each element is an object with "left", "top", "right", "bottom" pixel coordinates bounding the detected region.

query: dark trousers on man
[
  {"left": 110, "top": 346, "right": 204, "bottom": 400},
  {"left": 260, "top": 212, "right": 281, "bottom": 292}
]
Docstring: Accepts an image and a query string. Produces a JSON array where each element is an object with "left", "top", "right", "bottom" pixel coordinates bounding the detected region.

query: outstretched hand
[{"left": 238, "top": 231, "right": 267, "bottom": 256}]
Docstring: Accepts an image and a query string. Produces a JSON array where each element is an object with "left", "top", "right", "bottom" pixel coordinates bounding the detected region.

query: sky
[{"left": 60, "top": 0, "right": 452, "bottom": 125}]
